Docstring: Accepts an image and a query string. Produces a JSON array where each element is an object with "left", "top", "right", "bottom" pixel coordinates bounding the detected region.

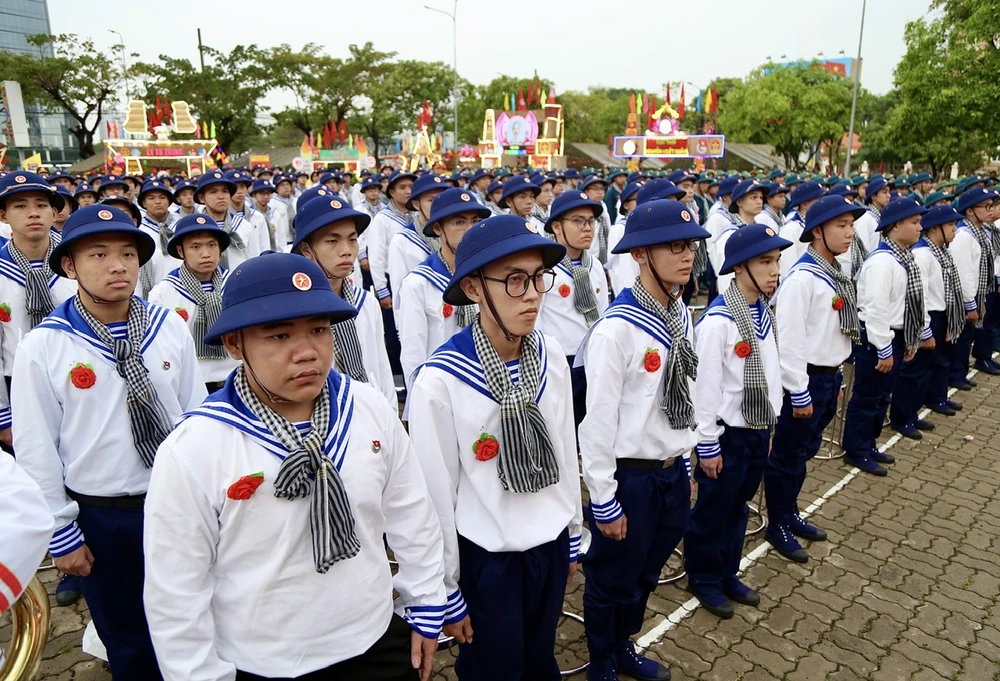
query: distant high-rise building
[{"left": 0, "top": 0, "right": 80, "bottom": 165}]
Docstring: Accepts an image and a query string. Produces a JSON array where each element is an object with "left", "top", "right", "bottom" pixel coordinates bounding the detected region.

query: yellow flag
[{"left": 22, "top": 152, "right": 42, "bottom": 171}]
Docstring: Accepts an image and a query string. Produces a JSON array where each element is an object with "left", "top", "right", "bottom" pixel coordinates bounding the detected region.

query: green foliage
[
  {"left": 0, "top": 33, "right": 128, "bottom": 157},
  {"left": 719, "top": 62, "right": 853, "bottom": 171},
  {"left": 135, "top": 44, "right": 275, "bottom": 155},
  {"left": 456, "top": 74, "right": 554, "bottom": 143}
]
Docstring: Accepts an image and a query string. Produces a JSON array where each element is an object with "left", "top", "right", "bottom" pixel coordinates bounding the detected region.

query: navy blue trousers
[
  {"left": 891, "top": 312, "right": 944, "bottom": 427},
  {"left": 950, "top": 321, "right": 977, "bottom": 384},
  {"left": 583, "top": 461, "right": 689, "bottom": 667},
  {"left": 686, "top": 426, "right": 770, "bottom": 596},
  {"left": 567, "top": 356, "right": 588, "bottom": 429},
  {"left": 454, "top": 530, "right": 569, "bottom": 681},
  {"left": 843, "top": 329, "right": 905, "bottom": 460},
  {"left": 927, "top": 312, "right": 955, "bottom": 407},
  {"left": 75, "top": 503, "right": 162, "bottom": 681},
  {"left": 764, "top": 370, "right": 841, "bottom": 526},
  {"left": 973, "top": 289, "right": 1000, "bottom": 361}
]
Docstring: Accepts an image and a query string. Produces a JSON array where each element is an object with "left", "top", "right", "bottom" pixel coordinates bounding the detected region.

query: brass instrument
[{"left": 0, "top": 577, "right": 50, "bottom": 681}]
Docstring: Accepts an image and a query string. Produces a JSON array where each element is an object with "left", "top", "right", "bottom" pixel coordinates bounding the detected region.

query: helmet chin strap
[
  {"left": 71, "top": 256, "right": 122, "bottom": 306},
  {"left": 239, "top": 330, "right": 292, "bottom": 405},
  {"left": 644, "top": 247, "right": 681, "bottom": 306},
  {"left": 743, "top": 263, "right": 769, "bottom": 299},
  {"left": 306, "top": 236, "right": 339, "bottom": 284},
  {"left": 477, "top": 271, "right": 517, "bottom": 342}
]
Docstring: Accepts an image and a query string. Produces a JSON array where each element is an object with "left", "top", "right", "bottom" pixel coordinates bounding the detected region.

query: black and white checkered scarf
[
  {"left": 471, "top": 320, "right": 560, "bottom": 494},
  {"left": 7, "top": 240, "right": 55, "bottom": 328},
  {"left": 561, "top": 254, "right": 600, "bottom": 326},
  {"left": 882, "top": 237, "right": 925, "bottom": 351},
  {"left": 235, "top": 366, "right": 360, "bottom": 573},
  {"left": 632, "top": 278, "right": 698, "bottom": 430},
  {"left": 964, "top": 222, "right": 994, "bottom": 328},
  {"left": 924, "top": 239, "right": 966, "bottom": 341},
  {"left": 217, "top": 211, "right": 247, "bottom": 271},
  {"left": 595, "top": 208, "right": 610, "bottom": 263},
  {"left": 763, "top": 205, "right": 785, "bottom": 228},
  {"left": 807, "top": 245, "right": 861, "bottom": 341},
  {"left": 74, "top": 296, "right": 173, "bottom": 468},
  {"left": 177, "top": 265, "right": 228, "bottom": 360},
  {"left": 440, "top": 257, "right": 476, "bottom": 328},
  {"left": 331, "top": 280, "right": 368, "bottom": 383},
  {"left": 723, "top": 284, "right": 776, "bottom": 429}
]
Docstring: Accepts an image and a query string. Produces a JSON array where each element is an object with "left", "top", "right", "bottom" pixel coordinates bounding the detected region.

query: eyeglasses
[
  {"left": 562, "top": 216, "right": 597, "bottom": 229},
  {"left": 666, "top": 239, "right": 701, "bottom": 255},
  {"left": 481, "top": 269, "right": 556, "bottom": 297},
  {"left": 443, "top": 216, "right": 483, "bottom": 229}
]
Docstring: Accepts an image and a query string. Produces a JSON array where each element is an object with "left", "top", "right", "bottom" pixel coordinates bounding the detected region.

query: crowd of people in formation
[{"left": 2, "top": 160, "right": 998, "bottom": 681}]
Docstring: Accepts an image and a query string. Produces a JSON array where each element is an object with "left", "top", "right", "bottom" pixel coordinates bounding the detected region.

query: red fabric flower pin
[
  {"left": 227, "top": 472, "right": 265, "bottom": 500},
  {"left": 69, "top": 363, "right": 96, "bottom": 389},
  {"left": 831, "top": 295, "right": 845, "bottom": 311},
  {"left": 442, "top": 303, "right": 454, "bottom": 319},
  {"left": 643, "top": 348, "right": 661, "bottom": 372},
  {"left": 175, "top": 307, "right": 190, "bottom": 321},
  {"left": 558, "top": 283, "right": 572, "bottom": 298},
  {"left": 472, "top": 433, "right": 500, "bottom": 462},
  {"left": 0, "top": 303, "right": 11, "bottom": 323},
  {"left": 735, "top": 341, "right": 752, "bottom": 359}
]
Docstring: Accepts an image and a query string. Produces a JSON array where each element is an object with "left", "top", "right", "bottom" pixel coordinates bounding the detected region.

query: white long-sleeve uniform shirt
[
  {"left": 396, "top": 253, "right": 463, "bottom": 391},
  {"left": 912, "top": 240, "right": 945, "bottom": 313},
  {"left": 266, "top": 198, "right": 292, "bottom": 249},
  {"left": 0, "top": 244, "right": 77, "bottom": 427},
  {"left": 218, "top": 208, "right": 270, "bottom": 271},
  {"left": 12, "top": 298, "right": 206, "bottom": 557},
  {"left": 607, "top": 215, "right": 639, "bottom": 297},
  {"left": 147, "top": 268, "right": 239, "bottom": 384},
  {"left": 778, "top": 212, "right": 808, "bottom": 280},
  {"left": 0, "top": 452, "right": 53, "bottom": 614},
  {"left": 857, "top": 243, "right": 931, "bottom": 358},
  {"left": 342, "top": 284, "right": 397, "bottom": 407},
  {"left": 950, "top": 225, "right": 985, "bottom": 311},
  {"left": 706, "top": 209, "right": 739, "bottom": 294},
  {"left": 408, "top": 327, "right": 583, "bottom": 624},
  {"left": 143, "top": 373, "right": 447, "bottom": 681},
  {"left": 388, "top": 223, "right": 435, "bottom": 321},
  {"left": 537, "top": 255, "right": 609, "bottom": 358},
  {"left": 771, "top": 252, "right": 853, "bottom": 408},
  {"left": 141, "top": 214, "right": 182, "bottom": 285},
  {"left": 693, "top": 297, "right": 782, "bottom": 459},
  {"left": 577, "top": 289, "right": 696, "bottom": 523},
  {"left": 367, "top": 206, "right": 410, "bottom": 300},
  {"left": 756, "top": 210, "right": 781, "bottom": 232}
]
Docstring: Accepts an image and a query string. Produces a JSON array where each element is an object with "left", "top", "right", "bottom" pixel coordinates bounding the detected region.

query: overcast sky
[{"left": 51, "top": 0, "right": 932, "bottom": 113}]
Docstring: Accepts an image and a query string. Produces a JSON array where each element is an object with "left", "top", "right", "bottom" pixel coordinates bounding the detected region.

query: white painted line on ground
[{"left": 636, "top": 368, "right": 978, "bottom": 652}]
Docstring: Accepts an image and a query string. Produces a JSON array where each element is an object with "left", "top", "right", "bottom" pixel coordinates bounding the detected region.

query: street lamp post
[
  {"left": 108, "top": 29, "right": 131, "bottom": 98},
  {"left": 424, "top": 1, "right": 458, "bottom": 167},
  {"left": 844, "top": 0, "right": 867, "bottom": 176}
]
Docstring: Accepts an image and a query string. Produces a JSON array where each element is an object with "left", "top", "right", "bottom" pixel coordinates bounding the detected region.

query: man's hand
[
  {"left": 53, "top": 545, "right": 94, "bottom": 577},
  {"left": 875, "top": 356, "right": 894, "bottom": 374},
  {"left": 410, "top": 630, "right": 438, "bottom": 681},
  {"left": 0, "top": 427, "right": 11, "bottom": 446},
  {"left": 700, "top": 455, "right": 723, "bottom": 480},
  {"left": 360, "top": 257, "right": 370, "bottom": 271},
  {"left": 597, "top": 515, "right": 627, "bottom": 541},
  {"left": 967, "top": 310, "right": 980, "bottom": 322},
  {"left": 379, "top": 296, "right": 393, "bottom": 310},
  {"left": 904, "top": 348, "right": 917, "bottom": 362},
  {"left": 920, "top": 337, "right": 936, "bottom": 351},
  {"left": 792, "top": 404, "right": 814, "bottom": 419},
  {"left": 568, "top": 560, "right": 578, "bottom": 581},
  {"left": 443, "top": 615, "right": 474, "bottom": 645}
]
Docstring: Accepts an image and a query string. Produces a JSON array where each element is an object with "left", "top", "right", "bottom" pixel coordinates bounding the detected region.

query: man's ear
[
  {"left": 221, "top": 332, "right": 243, "bottom": 361},
  {"left": 61, "top": 254, "right": 78, "bottom": 280},
  {"left": 459, "top": 275, "right": 481, "bottom": 304}
]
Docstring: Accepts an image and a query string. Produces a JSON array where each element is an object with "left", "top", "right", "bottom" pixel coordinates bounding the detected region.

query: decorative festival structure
[
  {"left": 397, "top": 101, "right": 446, "bottom": 172},
  {"left": 613, "top": 86, "right": 725, "bottom": 164},
  {"left": 299, "top": 119, "right": 370, "bottom": 173},
  {"left": 104, "top": 98, "right": 218, "bottom": 176},
  {"left": 479, "top": 89, "right": 564, "bottom": 170}
]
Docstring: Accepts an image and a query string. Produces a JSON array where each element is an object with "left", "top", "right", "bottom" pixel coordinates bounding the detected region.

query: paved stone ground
[{"left": 5, "top": 362, "right": 1000, "bottom": 681}]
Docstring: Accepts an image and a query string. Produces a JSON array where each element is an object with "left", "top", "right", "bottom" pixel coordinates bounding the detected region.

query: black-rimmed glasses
[
  {"left": 481, "top": 269, "right": 556, "bottom": 297},
  {"left": 666, "top": 239, "right": 701, "bottom": 255}
]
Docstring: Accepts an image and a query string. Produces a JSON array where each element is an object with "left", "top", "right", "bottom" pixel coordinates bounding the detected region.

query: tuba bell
[{"left": 0, "top": 577, "right": 50, "bottom": 681}]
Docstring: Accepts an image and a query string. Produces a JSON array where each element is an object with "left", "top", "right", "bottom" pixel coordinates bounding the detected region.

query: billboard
[
  {"left": 1, "top": 81, "right": 30, "bottom": 147},
  {"left": 612, "top": 135, "right": 726, "bottom": 159}
]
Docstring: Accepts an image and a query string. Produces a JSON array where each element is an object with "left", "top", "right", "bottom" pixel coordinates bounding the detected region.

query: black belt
[
  {"left": 67, "top": 488, "right": 146, "bottom": 509},
  {"left": 617, "top": 457, "right": 678, "bottom": 471},
  {"left": 807, "top": 364, "right": 840, "bottom": 375}
]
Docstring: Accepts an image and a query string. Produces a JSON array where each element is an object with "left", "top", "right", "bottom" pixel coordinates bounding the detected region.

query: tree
[
  {"left": 135, "top": 44, "right": 277, "bottom": 154},
  {"left": 348, "top": 59, "right": 459, "bottom": 165},
  {"left": 682, "top": 77, "right": 741, "bottom": 134},
  {"left": 718, "top": 63, "right": 853, "bottom": 171},
  {"left": 456, "top": 74, "right": 555, "bottom": 145},
  {"left": 0, "top": 33, "right": 129, "bottom": 157}
]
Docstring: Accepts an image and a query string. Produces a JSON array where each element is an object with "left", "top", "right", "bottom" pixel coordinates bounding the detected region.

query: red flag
[
  {"left": 163, "top": 97, "right": 172, "bottom": 125},
  {"left": 517, "top": 87, "right": 526, "bottom": 110},
  {"left": 642, "top": 92, "right": 648, "bottom": 114},
  {"left": 155, "top": 95, "right": 163, "bottom": 118},
  {"left": 338, "top": 119, "right": 348, "bottom": 144},
  {"left": 547, "top": 88, "right": 555, "bottom": 104},
  {"left": 665, "top": 83, "right": 670, "bottom": 106},
  {"left": 106, "top": 120, "right": 112, "bottom": 137},
  {"left": 535, "top": 77, "right": 542, "bottom": 106},
  {"left": 678, "top": 84, "right": 686, "bottom": 118},
  {"left": 527, "top": 83, "right": 534, "bottom": 106},
  {"left": 710, "top": 88, "right": 719, "bottom": 113},
  {"left": 647, "top": 96, "right": 656, "bottom": 131}
]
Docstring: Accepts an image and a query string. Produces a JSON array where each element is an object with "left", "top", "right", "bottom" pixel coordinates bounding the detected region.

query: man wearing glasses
[
  {"left": 540, "top": 191, "right": 610, "bottom": 426},
  {"left": 577, "top": 199, "right": 708, "bottom": 681},
  {"left": 408, "top": 214, "right": 583, "bottom": 680}
]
